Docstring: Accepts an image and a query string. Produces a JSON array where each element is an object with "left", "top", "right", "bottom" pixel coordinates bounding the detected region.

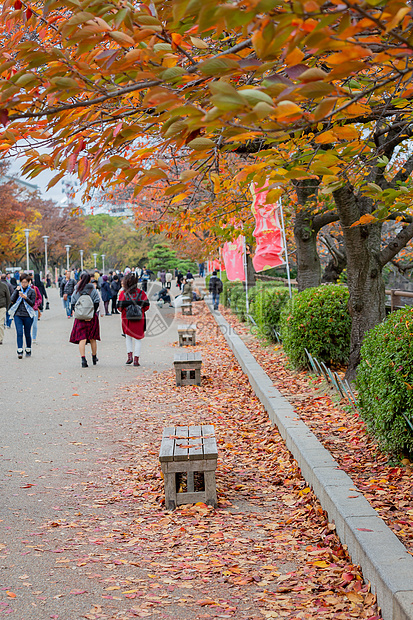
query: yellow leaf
[
  {"left": 313, "top": 560, "right": 330, "bottom": 568},
  {"left": 190, "top": 36, "right": 208, "bottom": 49},
  {"left": 347, "top": 591, "right": 364, "bottom": 603},
  {"left": 385, "top": 7, "right": 411, "bottom": 32}
]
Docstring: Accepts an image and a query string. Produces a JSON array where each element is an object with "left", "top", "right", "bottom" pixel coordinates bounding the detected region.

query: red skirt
[{"left": 69, "top": 313, "right": 100, "bottom": 344}]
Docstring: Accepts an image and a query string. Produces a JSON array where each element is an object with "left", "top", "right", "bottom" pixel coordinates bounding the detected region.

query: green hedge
[
  {"left": 253, "top": 285, "right": 292, "bottom": 341},
  {"left": 280, "top": 284, "right": 351, "bottom": 368},
  {"left": 357, "top": 307, "right": 413, "bottom": 456}
]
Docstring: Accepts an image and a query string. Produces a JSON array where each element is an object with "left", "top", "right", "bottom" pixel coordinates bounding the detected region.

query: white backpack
[{"left": 74, "top": 292, "right": 95, "bottom": 321}]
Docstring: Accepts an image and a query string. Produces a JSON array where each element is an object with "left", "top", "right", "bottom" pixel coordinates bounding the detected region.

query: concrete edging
[{"left": 207, "top": 302, "right": 413, "bottom": 620}]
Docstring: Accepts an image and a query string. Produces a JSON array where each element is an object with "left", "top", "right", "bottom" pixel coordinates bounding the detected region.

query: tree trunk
[
  {"left": 333, "top": 185, "right": 385, "bottom": 382},
  {"left": 246, "top": 253, "right": 256, "bottom": 288},
  {"left": 294, "top": 207, "right": 321, "bottom": 291},
  {"left": 293, "top": 180, "right": 321, "bottom": 292}
]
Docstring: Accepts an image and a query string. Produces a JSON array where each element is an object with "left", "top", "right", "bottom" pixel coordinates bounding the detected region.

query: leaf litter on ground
[{"left": 0, "top": 305, "right": 381, "bottom": 619}]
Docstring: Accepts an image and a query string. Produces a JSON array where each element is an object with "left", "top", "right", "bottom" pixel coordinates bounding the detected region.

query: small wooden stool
[
  {"left": 174, "top": 352, "right": 202, "bottom": 386},
  {"left": 177, "top": 324, "right": 196, "bottom": 346},
  {"left": 159, "top": 425, "right": 218, "bottom": 510},
  {"left": 181, "top": 302, "right": 192, "bottom": 316}
]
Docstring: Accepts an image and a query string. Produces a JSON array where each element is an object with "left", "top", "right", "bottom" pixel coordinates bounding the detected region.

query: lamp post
[
  {"left": 93, "top": 253, "right": 97, "bottom": 269},
  {"left": 42, "top": 236, "right": 49, "bottom": 282},
  {"left": 65, "top": 244, "right": 71, "bottom": 271},
  {"left": 24, "top": 229, "right": 30, "bottom": 271},
  {"left": 101, "top": 254, "right": 106, "bottom": 274},
  {"left": 80, "top": 249, "right": 84, "bottom": 271}
]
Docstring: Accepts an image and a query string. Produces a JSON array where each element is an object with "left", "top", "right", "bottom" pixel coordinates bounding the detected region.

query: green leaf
[{"left": 187, "top": 137, "right": 215, "bottom": 150}]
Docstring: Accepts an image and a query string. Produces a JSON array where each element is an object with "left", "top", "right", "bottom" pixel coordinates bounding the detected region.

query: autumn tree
[{"left": 2, "top": 0, "right": 413, "bottom": 375}]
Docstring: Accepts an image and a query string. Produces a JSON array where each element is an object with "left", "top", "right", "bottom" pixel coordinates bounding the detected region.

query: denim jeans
[
  {"left": 32, "top": 309, "right": 39, "bottom": 340},
  {"left": 63, "top": 295, "right": 72, "bottom": 317},
  {"left": 14, "top": 315, "right": 33, "bottom": 350},
  {"left": 212, "top": 291, "right": 220, "bottom": 310},
  {"left": 5, "top": 311, "right": 12, "bottom": 328}
]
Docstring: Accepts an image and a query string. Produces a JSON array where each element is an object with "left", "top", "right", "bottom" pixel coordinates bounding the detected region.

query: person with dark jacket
[
  {"left": 9, "top": 273, "right": 36, "bottom": 358},
  {"left": 34, "top": 274, "right": 48, "bottom": 307},
  {"left": 100, "top": 275, "right": 112, "bottom": 316},
  {"left": 60, "top": 271, "right": 76, "bottom": 318},
  {"left": 176, "top": 271, "right": 183, "bottom": 290},
  {"left": 0, "top": 275, "right": 11, "bottom": 345},
  {"left": 69, "top": 273, "right": 101, "bottom": 368},
  {"left": 110, "top": 274, "right": 121, "bottom": 314},
  {"left": 209, "top": 271, "right": 223, "bottom": 310}
]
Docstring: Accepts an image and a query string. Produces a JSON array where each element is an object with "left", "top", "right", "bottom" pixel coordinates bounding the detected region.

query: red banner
[
  {"left": 207, "top": 259, "right": 223, "bottom": 273},
  {"left": 221, "top": 237, "right": 245, "bottom": 281},
  {"left": 251, "top": 181, "right": 284, "bottom": 272}
]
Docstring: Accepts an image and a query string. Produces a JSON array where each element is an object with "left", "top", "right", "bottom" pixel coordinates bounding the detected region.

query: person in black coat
[
  {"left": 33, "top": 274, "right": 48, "bottom": 309},
  {"left": 110, "top": 274, "right": 121, "bottom": 314},
  {"left": 100, "top": 275, "right": 112, "bottom": 316}
]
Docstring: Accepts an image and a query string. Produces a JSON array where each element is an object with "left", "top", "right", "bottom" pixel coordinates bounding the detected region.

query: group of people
[
  {"left": 0, "top": 271, "right": 48, "bottom": 358},
  {"left": 1, "top": 262, "right": 223, "bottom": 367}
]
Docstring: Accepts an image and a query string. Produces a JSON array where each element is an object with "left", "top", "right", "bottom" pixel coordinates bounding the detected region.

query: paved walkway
[
  {"left": 0, "top": 288, "right": 379, "bottom": 620},
  {"left": 0, "top": 285, "right": 179, "bottom": 618}
]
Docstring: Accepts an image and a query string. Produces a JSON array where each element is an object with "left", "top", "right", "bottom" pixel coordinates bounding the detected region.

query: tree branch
[
  {"left": 313, "top": 211, "right": 340, "bottom": 232},
  {"left": 379, "top": 221, "right": 413, "bottom": 267}
]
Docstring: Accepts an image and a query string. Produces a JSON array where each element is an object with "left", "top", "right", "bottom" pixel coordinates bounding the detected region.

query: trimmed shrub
[
  {"left": 280, "top": 284, "right": 351, "bottom": 368},
  {"left": 357, "top": 307, "right": 413, "bottom": 456},
  {"left": 253, "top": 285, "right": 292, "bottom": 341},
  {"left": 230, "top": 284, "right": 247, "bottom": 321}
]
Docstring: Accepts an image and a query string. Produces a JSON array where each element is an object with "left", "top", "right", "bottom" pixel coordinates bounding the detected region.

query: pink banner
[
  {"left": 222, "top": 237, "right": 245, "bottom": 281},
  {"left": 207, "top": 259, "right": 223, "bottom": 273},
  {"left": 251, "top": 181, "right": 284, "bottom": 272}
]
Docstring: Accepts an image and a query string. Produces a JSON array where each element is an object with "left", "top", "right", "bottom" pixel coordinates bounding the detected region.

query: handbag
[
  {"left": 125, "top": 292, "right": 142, "bottom": 321},
  {"left": 45, "top": 301, "right": 50, "bottom": 310}
]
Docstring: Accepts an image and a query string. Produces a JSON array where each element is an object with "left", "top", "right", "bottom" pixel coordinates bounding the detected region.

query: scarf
[{"left": 8, "top": 286, "right": 35, "bottom": 319}]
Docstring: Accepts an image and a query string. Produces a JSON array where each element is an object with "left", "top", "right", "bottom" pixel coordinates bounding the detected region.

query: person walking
[
  {"left": 141, "top": 268, "right": 150, "bottom": 293},
  {"left": 118, "top": 272, "right": 149, "bottom": 367},
  {"left": 208, "top": 270, "right": 223, "bottom": 310},
  {"left": 69, "top": 273, "right": 101, "bottom": 368},
  {"left": 100, "top": 275, "right": 112, "bottom": 316},
  {"left": 0, "top": 274, "right": 11, "bottom": 345},
  {"left": 0, "top": 274, "right": 13, "bottom": 331},
  {"left": 8, "top": 273, "right": 36, "bottom": 358},
  {"left": 160, "top": 269, "right": 166, "bottom": 287},
  {"left": 60, "top": 270, "right": 76, "bottom": 318},
  {"left": 165, "top": 271, "right": 172, "bottom": 290},
  {"left": 110, "top": 274, "right": 121, "bottom": 314},
  {"left": 176, "top": 270, "right": 183, "bottom": 290},
  {"left": 32, "top": 274, "right": 48, "bottom": 344}
]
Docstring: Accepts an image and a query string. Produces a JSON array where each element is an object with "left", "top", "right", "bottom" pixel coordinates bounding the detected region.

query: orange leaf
[{"left": 350, "top": 213, "right": 377, "bottom": 227}]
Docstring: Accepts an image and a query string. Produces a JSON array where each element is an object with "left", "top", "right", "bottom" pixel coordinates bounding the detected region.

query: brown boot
[
  {"left": 126, "top": 352, "right": 133, "bottom": 365},
  {"left": 133, "top": 356, "right": 140, "bottom": 367}
]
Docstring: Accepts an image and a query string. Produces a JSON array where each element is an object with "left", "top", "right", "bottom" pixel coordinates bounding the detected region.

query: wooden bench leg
[
  {"left": 164, "top": 472, "right": 177, "bottom": 510},
  {"left": 204, "top": 470, "right": 217, "bottom": 507}
]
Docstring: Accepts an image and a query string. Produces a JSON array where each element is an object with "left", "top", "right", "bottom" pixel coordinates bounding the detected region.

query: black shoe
[
  {"left": 17, "top": 349, "right": 23, "bottom": 359},
  {"left": 25, "top": 348, "right": 31, "bottom": 357},
  {"left": 92, "top": 355, "right": 98, "bottom": 365},
  {"left": 81, "top": 357, "right": 88, "bottom": 368}
]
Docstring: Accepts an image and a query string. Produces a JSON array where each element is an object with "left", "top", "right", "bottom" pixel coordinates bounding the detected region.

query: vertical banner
[
  {"left": 250, "top": 181, "right": 285, "bottom": 272},
  {"left": 221, "top": 236, "right": 246, "bottom": 281}
]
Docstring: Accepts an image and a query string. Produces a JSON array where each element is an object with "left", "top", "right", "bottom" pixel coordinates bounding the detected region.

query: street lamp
[
  {"left": 42, "top": 236, "right": 49, "bottom": 281},
  {"left": 93, "top": 253, "right": 98, "bottom": 269},
  {"left": 80, "top": 249, "right": 84, "bottom": 271},
  {"left": 101, "top": 254, "right": 106, "bottom": 274},
  {"left": 24, "top": 229, "right": 30, "bottom": 271},
  {"left": 65, "top": 244, "right": 71, "bottom": 271}
]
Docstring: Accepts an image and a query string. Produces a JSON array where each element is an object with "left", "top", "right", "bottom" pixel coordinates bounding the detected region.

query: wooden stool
[
  {"left": 174, "top": 352, "right": 202, "bottom": 386},
  {"left": 181, "top": 302, "right": 192, "bottom": 316},
  {"left": 177, "top": 324, "right": 196, "bottom": 346},
  {"left": 159, "top": 425, "right": 218, "bottom": 510}
]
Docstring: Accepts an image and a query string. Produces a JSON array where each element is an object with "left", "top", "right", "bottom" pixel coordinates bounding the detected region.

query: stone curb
[{"left": 207, "top": 303, "right": 413, "bottom": 620}]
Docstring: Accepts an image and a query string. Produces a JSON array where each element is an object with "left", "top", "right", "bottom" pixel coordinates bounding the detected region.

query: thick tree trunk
[
  {"left": 293, "top": 180, "right": 321, "bottom": 292},
  {"left": 333, "top": 185, "right": 385, "bottom": 382}
]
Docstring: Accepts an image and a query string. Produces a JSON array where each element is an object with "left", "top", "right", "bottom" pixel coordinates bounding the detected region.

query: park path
[{"left": 0, "top": 289, "right": 379, "bottom": 619}]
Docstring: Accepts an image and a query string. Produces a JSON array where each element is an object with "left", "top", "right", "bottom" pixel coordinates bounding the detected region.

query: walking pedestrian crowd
[{"left": 0, "top": 261, "right": 221, "bottom": 368}]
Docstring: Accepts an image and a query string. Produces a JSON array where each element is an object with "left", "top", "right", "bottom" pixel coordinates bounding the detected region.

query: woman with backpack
[
  {"left": 69, "top": 273, "right": 101, "bottom": 368},
  {"left": 118, "top": 272, "right": 150, "bottom": 367}
]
